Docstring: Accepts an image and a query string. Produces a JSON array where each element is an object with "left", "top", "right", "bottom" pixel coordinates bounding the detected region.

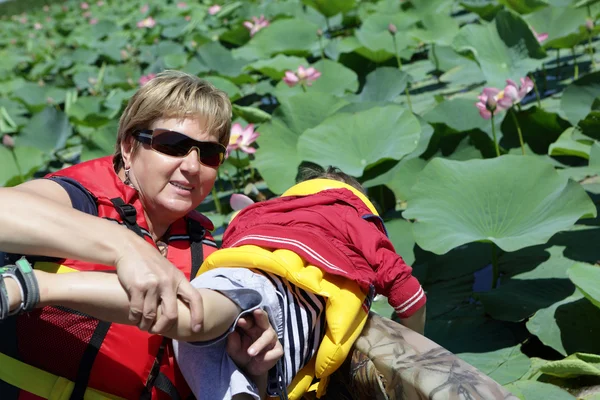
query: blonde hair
[{"left": 113, "top": 70, "right": 232, "bottom": 171}]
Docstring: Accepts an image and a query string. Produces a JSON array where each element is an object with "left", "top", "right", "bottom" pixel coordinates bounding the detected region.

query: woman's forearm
[
  {"left": 29, "top": 270, "right": 240, "bottom": 342},
  {"left": 0, "top": 186, "right": 141, "bottom": 267}
]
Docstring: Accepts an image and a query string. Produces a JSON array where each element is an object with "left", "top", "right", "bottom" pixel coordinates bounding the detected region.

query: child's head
[{"left": 297, "top": 165, "right": 366, "bottom": 195}]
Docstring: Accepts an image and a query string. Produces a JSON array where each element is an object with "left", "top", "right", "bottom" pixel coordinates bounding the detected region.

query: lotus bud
[
  {"left": 2, "top": 135, "right": 14, "bottom": 149},
  {"left": 388, "top": 23, "right": 397, "bottom": 34},
  {"left": 586, "top": 18, "right": 594, "bottom": 32},
  {"left": 316, "top": 29, "right": 323, "bottom": 37},
  {"left": 486, "top": 96, "right": 497, "bottom": 113}
]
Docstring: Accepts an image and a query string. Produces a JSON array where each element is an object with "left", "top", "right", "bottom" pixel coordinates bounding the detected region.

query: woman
[{"left": 0, "top": 70, "right": 281, "bottom": 400}]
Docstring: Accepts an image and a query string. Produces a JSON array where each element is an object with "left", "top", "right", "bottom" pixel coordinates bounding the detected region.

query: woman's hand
[
  {"left": 226, "top": 309, "right": 283, "bottom": 377},
  {"left": 114, "top": 237, "right": 204, "bottom": 334}
]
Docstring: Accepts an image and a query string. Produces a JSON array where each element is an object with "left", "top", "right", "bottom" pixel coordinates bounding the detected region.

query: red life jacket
[{"left": 0, "top": 156, "right": 217, "bottom": 400}]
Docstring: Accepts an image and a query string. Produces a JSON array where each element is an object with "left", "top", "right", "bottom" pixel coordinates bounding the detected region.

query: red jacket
[{"left": 222, "top": 188, "right": 425, "bottom": 318}]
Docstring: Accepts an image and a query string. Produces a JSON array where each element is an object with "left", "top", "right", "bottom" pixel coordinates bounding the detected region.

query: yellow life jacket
[{"left": 199, "top": 179, "right": 378, "bottom": 399}]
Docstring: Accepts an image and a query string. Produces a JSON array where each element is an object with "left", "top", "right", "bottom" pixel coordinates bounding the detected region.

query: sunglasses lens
[{"left": 151, "top": 130, "right": 225, "bottom": 167}]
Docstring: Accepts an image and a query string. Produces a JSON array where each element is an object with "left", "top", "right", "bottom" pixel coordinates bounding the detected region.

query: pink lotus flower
[
  {"left": 230, "top": 193, "right": 255, "bottom": 211},
  {"left": 531, "top": 27, "right": 548, "bottom": 43},
  {"left": 502, "top": 77, "right": 534, "bottom": 106},
  {"left": 137, "top": 16, "right": 156, "bottom": 28},
  {"left": 177, "top": 2, "right": 187, "bottom": 9},
  {"left": 19, "top": 16, "right": 27, "bottom": 24},
  {"left": 43, "top": 5, "right": 49, "bottom": 12},
  {"left": 139, "top": 73, "right": 156, "bottom": 86},
  {"left": 227, "top": 123, "right": 260, "bottom": 156},
  {"left": 185, "top": 15, "right": 191, "bottom": 21},
  {"left": 80, "top": 2, "right": 89, "bottom": 10},
  {"left": 140, "top": 4, "right": 149, "bottom": 13},
  {"left": 208, "top": 4, "right": 221, "bottom": 15},
  {"left": 475, "top": 77, "right": 534, "bottom": 119},
  {"left": 2, "top": 134, "right": 14, "bottom": 149},
  {"left": 243, "top": 15, "right": 269, "bottom": 37},
  {"left": 282, "top": 66, "right": 322, "bottom": 87},
  {"left": 83, "top": 11, "right": 92, "bottom": 18},
  {"left": 97, "top": 1, "right": 104, "bottom": 6},
  {"left": 34, "top": 22, "right": 42, "bottom": 30},
  {"left": 586, "top": 18, "right": 594, "bottom": 32},
  {"left": 89, "top": 18, "right": 98, "bottom": 25}
]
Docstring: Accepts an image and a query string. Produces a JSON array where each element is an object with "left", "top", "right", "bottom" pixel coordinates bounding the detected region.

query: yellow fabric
[
  {"left": 0, "top": 352, "right": 124, "bottom": 400},
  {"left": 281, "top": 178, "right": 379, "bottom": 216},
  {"left": 0, "top": 261, "right": 123, "bottom": 400},
  {"left": 199, "top": 246, "right": 369, "bottom": 399}
]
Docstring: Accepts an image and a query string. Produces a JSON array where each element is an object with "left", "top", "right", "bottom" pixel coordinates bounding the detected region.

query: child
[{"left": 0, "top": 166, "right": 426, "bottom": 400}]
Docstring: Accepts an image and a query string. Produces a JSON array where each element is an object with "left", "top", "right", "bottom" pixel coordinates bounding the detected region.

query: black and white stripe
[{"left": 257, "top": 271, "right": 326, "bottom": 391}]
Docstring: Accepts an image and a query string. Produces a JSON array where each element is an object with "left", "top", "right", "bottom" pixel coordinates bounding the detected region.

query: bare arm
[
  {"left": 0, "top": 181, "right": 139, "bottom": 266},
  {"left": 16, "top": 270, "right": 238, "bottom": 342},
  {"left": 0, "top": 180, "right": 204, "bottom": 333},
  {"left": 397, "top": 305, "right": 426, "bottom": 335}
]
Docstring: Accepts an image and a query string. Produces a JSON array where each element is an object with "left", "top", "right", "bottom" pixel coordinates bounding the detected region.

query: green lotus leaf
[
  {"left": 460, "top": 0, "right": 503, "bottom": 21},
  {"left": 527, "top": 290, "right": 600, "bottom": 356},
  {"left": 80, "top": 122, "right": 118, "bottom": 162},
  {"left": 0, "top": 145, "right": 44, "bottom": 187},
  {"left": 16, "top": 107, "right": 72, "bottom": 154},
  {"left": 403, "top": 156, "right": 597, "bottom": 255},
  {"left": 202, "top": 76, "right": 241, "bottom": 102},
  {"left": 298, "top": 104, "right": 421, "bottom": 177},
  {"left": 232, "top": 105, "right": 271, "bottom": 124},
  {"left": 246, "top": 55, "right": 307, "bottom": 79},
  {"left": 424, "top": 98, "right": 489, "bottom": 132},
  {"left": 409, "top": 14, "right": 459, "bottom": 47},
  {"left": 252, "top": 93, "right": 348, "bottom": 194},
  {"left": 308, "top": 59, "right": 359, "bottom": 96},
  {"left": 503, "top": 381, "right": 576, "bottom": 400},
  {"left": 452, "top": 10, "right": 545, "bottom": 88},
  {"left": 386, "top": 218, "right": 416, "bottom": 266},
  {"left": 363, "top": 158, "right": 428, "bottom": 204},
  {"left": 525, "top": 6, "right": 588, "bottom": 49},
  {"left": 354, "top": 12, "right": 417, "bottom": 62},
  {"left": 568, "top": 263, "right": 600, "bottom": 308},
  {"left": 244, "top": 18, "right": 320, "bottom": 58},
  {"left": 301, "top": 0, "right": 356, "bottom": 18},
  {"left": 196, "top": 41, "right": 248, "bottom": 78},
  {"left": 358, "top": 67, "right": 410, "bottom": 102},
  {"left": 548, "top": 127, "right": 594, "bottom": 159},
  {"left": 459, "top": 345, "right": 530, "bottom": 385},
  {"left": 498, "top": 0, "right": 548, "bottom": 14},
  {"left": 540, "top": 352, "right": 600, "bottom": 378},
  {"left": 562, "top": 72, "right": 600, "bottom": 126}
]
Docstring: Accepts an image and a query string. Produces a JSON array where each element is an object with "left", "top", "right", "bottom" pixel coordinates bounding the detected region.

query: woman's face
[{"left": 122, "top": 116, "right": 219, "bottom": 228}]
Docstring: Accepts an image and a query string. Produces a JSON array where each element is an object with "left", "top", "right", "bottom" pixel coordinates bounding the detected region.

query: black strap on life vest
[
  {"left": 110, "top": 198, "right": 145, "bottom": 239},
  {"left": 69, "top": 314, "right": 112, "bottom": 400},
  {"left": 187, "top": 218, "right": 206, "bottom": 281}
]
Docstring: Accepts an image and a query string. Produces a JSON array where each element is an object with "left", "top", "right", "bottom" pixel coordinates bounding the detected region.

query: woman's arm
[{"left": 0, "top": 181, "right": 203, "bottom": 333}]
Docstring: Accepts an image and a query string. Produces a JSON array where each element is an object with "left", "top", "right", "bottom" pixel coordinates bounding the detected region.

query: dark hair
[{"left": 296, "top": 165, "right": 366, "bottom": 195}]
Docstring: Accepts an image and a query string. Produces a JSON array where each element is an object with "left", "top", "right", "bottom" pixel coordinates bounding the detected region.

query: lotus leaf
[
  {"left": 567, "top": 263, "right": 600, "bottom": 308},
  {"left": 453, "top": 10, "right": 545, "bottom": 88},
  {"left": 403, "top": 156, "right": 597, "bottom": 255},
  {"left": 503, "top": 381, "right": 576, "bottom": 399},
  {"left": 252, "top": 92, "right": 348, "bottom": 194},
  {"left": 298, "top": 104, "right": 421, "bottom": 176}
]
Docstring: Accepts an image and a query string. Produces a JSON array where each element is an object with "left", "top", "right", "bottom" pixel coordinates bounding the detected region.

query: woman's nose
[{"left": 180, "top": 147, "right": 201, "bottom": 174}]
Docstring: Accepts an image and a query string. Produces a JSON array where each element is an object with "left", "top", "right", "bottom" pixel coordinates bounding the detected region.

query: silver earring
[{"left": 124, "top": 167, "right": 134, "bottom": 188}]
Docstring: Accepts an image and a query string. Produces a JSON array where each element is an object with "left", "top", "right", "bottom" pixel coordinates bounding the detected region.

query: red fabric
[
  {"left": 223, "top": 188, "right": 426, "bottom": 318},
  {"left": 8, "top": 156, "right": 215, "bottom": 400}
]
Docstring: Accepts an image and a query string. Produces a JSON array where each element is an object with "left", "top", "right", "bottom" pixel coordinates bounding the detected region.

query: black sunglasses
[{"left": 134, "top": 129, "right": 226, "bottom": 168}]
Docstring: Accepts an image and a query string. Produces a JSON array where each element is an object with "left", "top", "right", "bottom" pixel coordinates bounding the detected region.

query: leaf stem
[
  {"left": 490, "top": 113, "right": 500, "bottom": 157},
  {"left": 571, "top": 47, "right": 579, "bottom": 80},
  {"left": 211, "top": 186, "right": 222, "bottom": 214},
  {"left": 491, "top": 243, "right": 499, "bottom": 289},
  {"left": 235, "top": 149, "right": 244, "bottom": 191},
  {"left": 529, "top": 73, "right": 542, "bottom": 109},
  {"left": 509, "top": 108, "right": 526, "bottom": 155},
  {"left": 9, "top": 148, "right": 24, "bottom": 184},
  {"left": 588, "top": 34, "right": 596, "bottom": 71},
  {"left": 392, "top": 33, "right": 412, "bottom": 113}
]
